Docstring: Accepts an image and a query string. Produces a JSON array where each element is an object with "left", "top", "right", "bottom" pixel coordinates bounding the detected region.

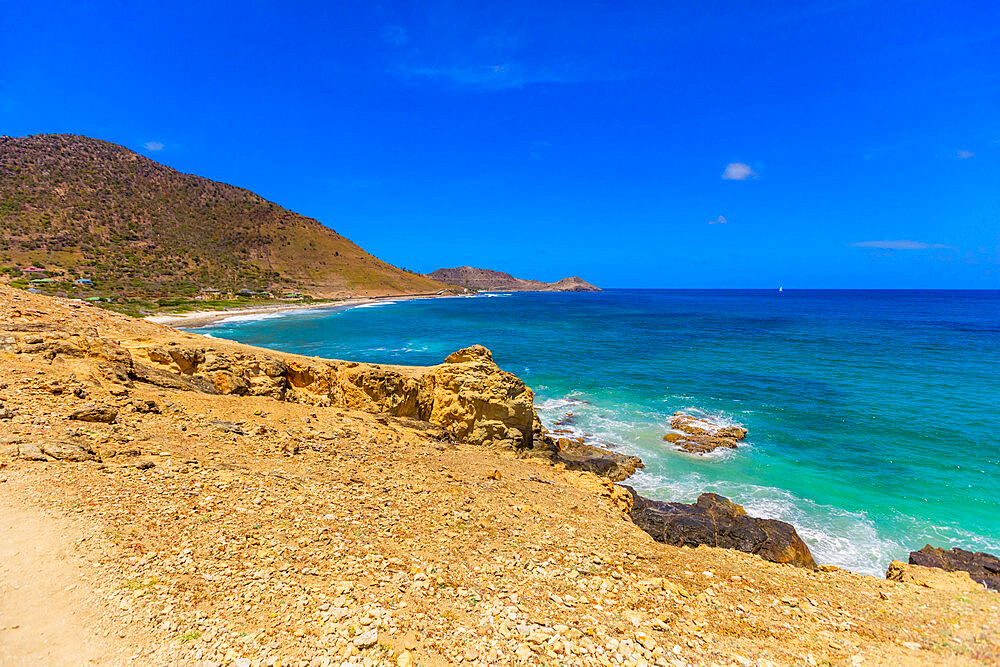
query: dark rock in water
[
  {"left": 622, "top": 486, "right": 816, "bottom": 569},
  {"left": 909, "top": 545, "right": 1000, "bottom": 590},
  {"left": 556, "top": 438, "right": 644, "bottom": 482},
  {"left": 553, "top": 412, "right": 576, "bottom": 426},
  {"left": 68, "top": 404, "right": 119, "bottom": 423}
]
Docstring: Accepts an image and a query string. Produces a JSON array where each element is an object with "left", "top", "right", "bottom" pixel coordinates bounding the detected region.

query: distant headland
[{"left": 426, "top": 266, "right": 601, "bottom": 292}]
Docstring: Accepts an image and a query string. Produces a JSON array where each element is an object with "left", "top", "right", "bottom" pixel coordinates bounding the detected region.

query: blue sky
[{"left": 2, "top": 1, "right": 998, "bottom": 288}]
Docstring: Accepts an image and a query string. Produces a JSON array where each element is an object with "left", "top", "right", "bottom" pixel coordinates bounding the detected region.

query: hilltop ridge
[
  {"left": 0, "top": 134, "right": 447, "bottom": 299},
  {"left": 427, "top": 266, "right": 600, "bottom": 292}
]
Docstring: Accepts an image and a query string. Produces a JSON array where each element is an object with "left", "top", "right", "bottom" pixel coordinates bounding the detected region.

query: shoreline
[
  {"left": 145, "top": 291, "right": 453, "bottom": 328},
  {"left": 1, "top": 284, "right": 997, "bottom": 664}
]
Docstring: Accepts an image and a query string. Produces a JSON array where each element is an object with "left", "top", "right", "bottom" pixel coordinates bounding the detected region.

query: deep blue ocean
[{"left": 190, "top": 290, "right": 1000, "bottom": 576}]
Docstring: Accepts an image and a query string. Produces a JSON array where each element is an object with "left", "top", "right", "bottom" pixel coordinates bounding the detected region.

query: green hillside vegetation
[{"left": 0, "top": 134, "right": 447, "bottom": 306}]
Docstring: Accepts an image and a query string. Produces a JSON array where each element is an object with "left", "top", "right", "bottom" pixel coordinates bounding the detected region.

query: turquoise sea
[{"left": 190, "top": 290, "right": 1000, "bottom": 576}]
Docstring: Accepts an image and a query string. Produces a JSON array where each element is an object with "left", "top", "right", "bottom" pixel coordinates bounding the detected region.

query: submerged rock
[
  {"left": 663, "top": 412, "right": 747, "bottom": 454},
  {"left": 909, "top": 545, "right": 1000, "bottom": 591},
  {"left": 622, "top": 486, "right": 816, "bottom": 568},
  {"left": 886, "top": 560, "right": 981, "bottom": 592}
]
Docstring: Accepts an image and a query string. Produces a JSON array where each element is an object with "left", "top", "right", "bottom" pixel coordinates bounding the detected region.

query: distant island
[{"left": 427, "top": 266, "right": 601, "bottom": 292}]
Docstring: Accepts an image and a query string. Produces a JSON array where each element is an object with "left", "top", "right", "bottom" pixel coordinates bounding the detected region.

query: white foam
[
  {"left": 630, "top": 470, "right": 904, "bottom": 576},
  {"left": 210, "top": 311, "right": 291, "bottom": 325},
  {"left": 352, "top": 300, "right": 398, "bottom": 309},
  {"left": 537, "top": 392, "right": 922, "bottom": 575}
]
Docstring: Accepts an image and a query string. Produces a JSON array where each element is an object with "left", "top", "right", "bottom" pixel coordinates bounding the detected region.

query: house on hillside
[
  {"left": 22, "top": 266, "right": 47, "bottom": 274},
  {"left": 74, "top": 278, "right": 94, "bottom": 286}
]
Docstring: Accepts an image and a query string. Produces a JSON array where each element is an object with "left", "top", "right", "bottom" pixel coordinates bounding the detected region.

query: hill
[
  {"left": 426, "top": 266, "right": 600, "bottom": 292},
  {"left": 0, "top": 134, "right": 447, "bottom": 299}
]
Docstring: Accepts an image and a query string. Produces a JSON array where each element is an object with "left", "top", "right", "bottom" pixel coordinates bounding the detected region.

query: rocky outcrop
[
  {"left": 886, "top": 560, "right": 982, "bottom": 592},
  {"left": 909, "top": 545, "right": 1000, "bottom": 591},
  {"left": 422, "top": 345, "right": 535, "bottom": 450},
  {"left": 622, "top": 487, "right": 816, "bottom": 568},
  {"left": 664, "top": 412, "right": 748, "bottom": 454},
  {"left": 15, "top": 438, "right": 100, "bottom": 462},
  {"left": 1, "top": 327, "right": 540, "bottom": 454},
  {"left": 426, "top": 267, "right": 601, "bottom": 292}
]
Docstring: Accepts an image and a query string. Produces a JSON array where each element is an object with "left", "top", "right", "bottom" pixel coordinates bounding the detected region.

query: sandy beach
[{"left": 144, "top": 292, "right": 450, "bottom": 328}]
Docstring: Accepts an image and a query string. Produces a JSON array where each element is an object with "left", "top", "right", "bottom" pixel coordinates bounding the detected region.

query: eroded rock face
[
  {"left": 424, "top": 345, "right": 534, "bottom": 450},
  {"left": 909, "top": 545, "right": 1000, "bottom": 591},
  {"left": 2, "top": 328, "right": 541, "bottom": 453},
  {"left": 663, "top": 412, "right": 748, "bottom": 454},
  {"left": 622, "top": 487, "right": 816, "bottom": 569},
  {"left": 886, "top": 560, "right": 981, "bottom": 592}
]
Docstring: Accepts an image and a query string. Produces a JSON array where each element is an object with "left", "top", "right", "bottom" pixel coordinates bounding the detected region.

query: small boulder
[
  {"left": 0, "top": 404, "right": 15, "bottom": 420},
  {"left": 40, "top": 439, "right": 100, "bottom": 462},
  {"left": 130, "top": 398, "right": 160, "bottom": 414},
  {"left": 209, "top": 419, "right": 245, "bottom": 435},
  {"left": 17, "top": 442, "right": 49, "bottom": 461},
  {"left": 886, "top": 560, "right": 981, "bottom": 592},
  {"left": 909, "top": 545, "right": 1000, "bottom": 591},
  {"left": 68, "top": 404, "right": 118, "bottom": 423}
]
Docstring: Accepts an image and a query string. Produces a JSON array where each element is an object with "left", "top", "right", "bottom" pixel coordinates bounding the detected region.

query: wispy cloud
[
  {"left": 709, "top": 215, "right": 728, "bottom": 225},
  {"left": 851, "top": 240, "right": 953, "bottom": 250},
  {"left": 382, "top": 21, "right": 599, "bottom": 91},
  {"left": 722, "top": 162, "right": 756, "bottom": 180},
  {"left": 957, "top": 149, "right": 975, "bottom": 159},
  {"left": 144, "top": 141, "right": 164, "bottom": 151},
  {"left": 401, "top": 62, "right": 581, "bottom": 90},
  {"left": 380, "top": 25, "right": 408, "bottom": 46}
]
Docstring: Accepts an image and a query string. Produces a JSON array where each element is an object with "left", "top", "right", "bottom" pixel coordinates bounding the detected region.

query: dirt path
[{"left": 0, "top": 480, "right": 136, "bottom": 666}]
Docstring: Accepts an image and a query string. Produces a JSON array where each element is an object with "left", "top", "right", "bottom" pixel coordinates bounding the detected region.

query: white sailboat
[{"left": 779, "top": 286, "right": 783, "bottom": 292}]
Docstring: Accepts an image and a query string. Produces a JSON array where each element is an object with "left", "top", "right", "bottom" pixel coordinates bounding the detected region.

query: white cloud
[
  {"left": 722, "top": 162, "right": 756, "bottom": 180},
  {"left": 851, "top": 240, "right": 953, "bottom": 250},
  {"left": 380, "top": 25, "right": 408, "bottom": 46},
  {"left": 144, "top": 141, "right": 164, "bottom": 151},
  {"left": 709, "top": 215, "right": 728, "bottom": 225},
  {"left": 405, "top": 63, "right": 540, "bottom": 89},
  {"left": 957, "top": 149, "right": 975, "bottom": 159}
]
